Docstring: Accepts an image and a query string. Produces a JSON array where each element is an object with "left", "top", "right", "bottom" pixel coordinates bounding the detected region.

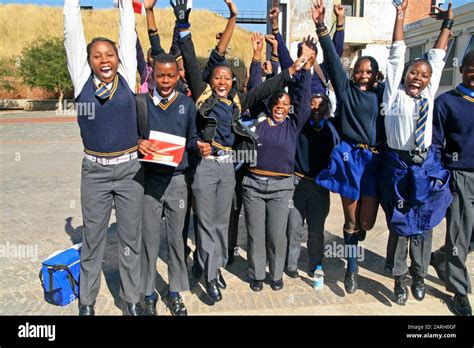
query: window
[
  {"left": 342, "top": 0, "right": 355, "bottom": 17},
  {"left": 440, "top": 37, "right": 457, "bottom": 87},
  {"left": 409, "top": 44, "right": 424, "bottom": 62},
  {"left": 463, "top": 34, "right": 474, "bottom": 61}
]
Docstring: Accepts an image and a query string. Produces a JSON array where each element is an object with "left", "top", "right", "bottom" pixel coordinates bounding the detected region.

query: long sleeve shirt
[
  {"left": 383, "top": 41, "right": 446, "bottom": 151},
  {"left": 64, "top": 0, "right": 137, "bottom": 98}
]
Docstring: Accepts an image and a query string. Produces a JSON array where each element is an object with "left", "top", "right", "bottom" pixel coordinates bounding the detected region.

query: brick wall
[{"left": 405, "top": 0, "right": 434, "bottom": 24}]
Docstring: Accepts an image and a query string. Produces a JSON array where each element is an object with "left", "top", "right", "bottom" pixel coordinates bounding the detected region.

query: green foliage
[
  {"left": 18, "top": 37, "right": 72, "bottom": 96},
  {"left": 0, "top": 57, "right": 17, "bottom": 92}
]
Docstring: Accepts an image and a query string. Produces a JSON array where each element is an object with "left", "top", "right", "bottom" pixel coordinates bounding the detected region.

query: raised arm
[
  {"left": 312, "top": 0, "right": 349, "bottom": 98},
  {"left": 136, "top": 35, "right": 148, "bottom": 84},
  {"left": 117, "top": 0, "right": 137, "bottom": 91},
  {"left": 242, "top": 57, "right": 304, "bottom": 112},
  {"left": 248, "top": 33, "right": 264, "bottom": 90},
  {"left": 169, "top": 23, "right": 181, "bottom": 56},
  {"left": 269, "top": 7, "right": 295, "bottom": 70},
  {"left": 145, "top": 0, "right": 165, "bottom": 57},
  {"left": 291, "top": 68, "right": 312, "bottom": 131},
  {"left": 333, "top": 4, "right": 345, "bottom": 57},
  {"left": 383, "top": 0, "right": 408, "bottom": 106},
  {"left": 63, "top": 0, "right": 89, "bottom": 98},
  {"left": 426, "top": 1, "right": 452, "bottom": 96},
  {"left": 216, "top": 0, "right": 238, "bottom": 56}
]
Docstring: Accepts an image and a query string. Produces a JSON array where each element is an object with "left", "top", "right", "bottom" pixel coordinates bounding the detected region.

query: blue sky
[{"left": 0, "top": 0, "right": 471, "bottom": 32}]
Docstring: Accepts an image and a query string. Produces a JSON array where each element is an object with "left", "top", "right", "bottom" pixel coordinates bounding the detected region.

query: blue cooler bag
[{"left": 39, "top": 244, "right": 81, "bottom": 306}]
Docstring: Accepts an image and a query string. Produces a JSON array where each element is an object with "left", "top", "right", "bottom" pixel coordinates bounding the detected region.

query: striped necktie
[
  {"left": 415, "top": 97, "right": 429, "bottom": 150},
  {"left": 95, "top": 78, "right": 116, "bottom": 100}
]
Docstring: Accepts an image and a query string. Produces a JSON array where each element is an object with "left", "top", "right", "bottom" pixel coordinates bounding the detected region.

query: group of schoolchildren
[{"left": 63, "top": 0, "right": 474, "bottom": 317}]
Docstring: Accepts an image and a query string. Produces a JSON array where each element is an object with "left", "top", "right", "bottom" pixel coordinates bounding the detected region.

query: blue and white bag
[{"left": 39, "top": 244, "right": 81, "bottom": 306}]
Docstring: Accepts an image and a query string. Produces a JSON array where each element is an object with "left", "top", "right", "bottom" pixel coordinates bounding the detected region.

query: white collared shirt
[
  {"left": 383, "top": 41, "right": 446, "bottom": 151},
  {"left": 93, "top": 76, "right": 113, "bottom": 90},
  {"left": 152, "top": 89, "right": 176, "bottom": 106},
  {"left": 64, "top": 0, "right": 137, "bottom": 98}
]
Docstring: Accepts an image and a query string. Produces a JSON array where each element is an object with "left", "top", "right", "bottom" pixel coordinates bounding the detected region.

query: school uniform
[
  {"left": 136, "top": 36, "right": 155, "bottom": 93},
  {"left": 431, "top": 84, "right": 474, "bottom": 298},
  {"left": 140, "top": 90, "right": 198, "bottom": 296},
  {"left": 243, "top": 69, "right": 312, "bottom": 282},
  {"left": 178, "top": 32, "right": 295, "bottom": 286},
  {"left": 64, "top": 0, "right": 143, "bottom": 306},
  {"left": 378, "top": 41, "right": 452, "bottom": 280},
  {"left": 286, "top": 118, "right": 339, "bottom": 274}
]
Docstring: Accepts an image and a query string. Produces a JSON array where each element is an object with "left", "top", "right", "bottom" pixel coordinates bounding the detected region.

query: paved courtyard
[{"left": 0, "top": 110, "right": 473, "bottom": 316}]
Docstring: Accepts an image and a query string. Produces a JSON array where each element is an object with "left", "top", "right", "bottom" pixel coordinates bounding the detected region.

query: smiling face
[
  {"left": 404, "top": 61, "right": 432, "bottom": 97},
  {"left": 461, "top": 60, "right": 474, "bottom": 90},
  {"left": 271, "top": 94, "right": 291, "bottom": 123},
  {"left": 210, "top": 66, "right": 233, "bottom": 98},
  {"left": 154, "top": 62, "right": 179, "bottom": 98},
  {"left": 88, "top": 41, "right": 119, "bottom": 84},
  {"left": 353, "top": 58, "right": 377, "bottom": 92}
]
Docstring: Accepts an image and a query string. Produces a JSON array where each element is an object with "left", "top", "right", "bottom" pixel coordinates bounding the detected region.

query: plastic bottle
[{"left": 313, "top": 265, "right": 324, "bottom": 290}]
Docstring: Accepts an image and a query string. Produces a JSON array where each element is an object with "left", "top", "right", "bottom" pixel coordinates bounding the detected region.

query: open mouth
[
  {"left": 408, "top": 82, "right": 422, "bottom": 96},
  {"left": 274, "top": 110, "right": 285, "bottom": 118},
  {"left": 161, "top": 86, "right": 172, "bottom": 95},
  {"left": 216, "top": 87, "right": 228, "bottom": 97},
  {"left": 100, "top": 66, "right": 113, "bottom": 79},
  {"left": 358, "top": 83, "right": 368, "bottom": 91}
]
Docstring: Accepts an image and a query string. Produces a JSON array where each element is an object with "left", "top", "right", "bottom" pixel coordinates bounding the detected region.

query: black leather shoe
[
  {"left": 126, "top": 302, "right": 143, "bottom": 316},
  {"left": 452, "top": 294, "right": 472, "bottom": 316},
  {"left": 357, "top": 229, "right": 367, "bottom": 241},
  {"left": 411, "top": 275, "right": 425, "bottom": 301},
  {"left": 168, "top": 296, "right": 188, "bottom": 316},
  {"left": 143, "top": 297, "right": 158, "bottom": 316},
  {"left": 344, "top": 271, "right": 358, "bottom": 294},
  {"left": 270, "top": 279, "right": 284, "bottom": 291},
  {"left": 286, "top": 269, "right": 299, "bottom": 279},
  {"left": 394, "top": 275, "right": 408, "bottom": 305},
  {"left": 250, "top": 279, "right": 263, "bottom": 292},
  {"left": 206, "top": 280, "right": 222, "bottom": 302},
  {"left": 217, "top": 269, "right": 227, "bottom": 289},
  {"left": 192, "top": 258, "right": 203, "bottom": 279},
  {"left": 79, "top": 304, "right": 95, "bottom": 316}
]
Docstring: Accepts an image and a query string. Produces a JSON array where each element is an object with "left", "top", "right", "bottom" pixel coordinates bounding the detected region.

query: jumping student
[
  {"left": 64, "top": 0, "right": 144, "bottom": 316},
  {"left": 138, "top": 0, "right": 198, "bottom": 317},
  {"left": 176, "top": 0, "right": 302, "bottom": 302},
  {"left": 378, "top": 0, "right": 453, "bottom": 306},
  {"left": 312, "top": 0, "right": 385, "bottom": 294},
  {"left": 243, "top": 48, "right": 314, "bottom": 292},
  {"left": 271, "top": 5, "right": 345, "bottom": 278},
  {"left": 431, "top": 50, "right": 474, "bottom": 316}
]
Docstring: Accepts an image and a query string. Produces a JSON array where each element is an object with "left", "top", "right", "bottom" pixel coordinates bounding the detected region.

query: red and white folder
[{"left": 139, "top": 131, "right": 186, "bottom": 167}]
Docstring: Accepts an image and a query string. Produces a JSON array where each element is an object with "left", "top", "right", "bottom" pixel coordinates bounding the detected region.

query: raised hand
[
  {"left": 333, "top": 4, "right": 344, "bottom": 18},
  {"left": 394, "top": 0, "right": 408, "bottom": 12},
  {"left": 289, "top": 55, "right": 314, "bottom": 76},
  {"left": 197, "top": 141, "right": 212, "bottom": 157},
  {"left": 429, "top": 1, "right": 453, "bottom": 20},
  {"left": 263, "top": 60, "right": 273, "bottom": 75},
  {"left": 170, "top": 0, "right": 192, "bottom": 24},
  {"left": 265, "top": 34, "right": 278, "bottom": 48},
  {"left": 225, "top": 0, "right": 238, "bottom": 17},
  {"left": 311, "top": 0, "right": 326, "bottom": 25},
  {"left": 251, "top": 32, "right": 264, "bottom": 54},
  {"left": 269, "top": 6, "right": 280, "bottom": 30},
  {"left": 144, "top": 0, "right": 157, "bottom": 10},
  {"left": 302, "top": 35, "right": 317, "bottom": 65}
]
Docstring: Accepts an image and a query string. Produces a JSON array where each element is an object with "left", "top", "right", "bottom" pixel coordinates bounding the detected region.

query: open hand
[
  {"left": 138, "top": 139, "right": 159, "bottom": 157},
  {"left": 170, "top": 0, "right": 192, "bottom": 23},
  {"left": 269, "top": 6, "right": 280, "bottom": 29},
  {"left": 251, "top": 32, "right": 264, "bottom": 54},
  {"left": 429, "top": 1, "right": 453, "bottom": 20},
  {"left": 311, "top": 0, "right": 326, "bottom": 25}
]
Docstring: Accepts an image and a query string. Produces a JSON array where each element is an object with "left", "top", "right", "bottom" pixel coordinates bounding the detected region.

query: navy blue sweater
[
  {"left": 208, "top": 98, "right": 235, "bottom": 153},
  {"left": 76, "top": 74, "right": 138, "bottom": 157},
  {"left": 432, "top": 87, "right": 474, "bottom": 170},
  {"left": 294, "top": 118, "right": 339, "bottom": 179},
  {"left": 145, "top": 92, "right": 198, "bottom": 174},
  {"left": 318, "top": 32, "right": 385, "bottom": 146},
  {"left": 250, "top": 69, "right": 312, "bottom": 177}
]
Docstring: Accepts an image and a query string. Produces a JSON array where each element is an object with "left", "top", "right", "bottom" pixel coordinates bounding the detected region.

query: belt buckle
[{"left": 409, "top": 149, "right": 421, "bottom": 156}]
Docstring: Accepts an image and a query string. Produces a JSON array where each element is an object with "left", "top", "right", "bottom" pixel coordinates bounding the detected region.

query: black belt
[{"left": 391, "top": 147, "right": 429, "bottom": 156}]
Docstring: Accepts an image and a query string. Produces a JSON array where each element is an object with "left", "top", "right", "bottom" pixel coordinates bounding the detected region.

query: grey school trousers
[
  {"left": 391, "top": 229, "right": 433, "bottom": 277},
  {"left": 431, "top": 170, "right": 474, "bottom": 295},
  {"left": 286, "top": 176, "right": 330, "bottom": 272},
  {"left": 191, "top": 158, "right": 236, "bottom": 281},
  {"left": 141, "top": 172, "right": 189, "bottom": 295},
  {"left": 80, "top": 157, "right": 144, "bottom": 305},
  {"left": 242, "top": 175, "right": 295, "bottom": 281}
]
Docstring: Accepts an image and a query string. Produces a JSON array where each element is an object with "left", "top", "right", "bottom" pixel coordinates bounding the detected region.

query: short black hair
[
  {"left": 462, "top": 50, "right": 474, "bottom": 67},
  {"left": 87, "top": 37, "right": 118, "bottom": 63},
  {"left": 268, "top": 91, "right": 290, "bottom": 111},
  {"left": 354, "top": 56, "right": 380, "bottom": 74},
  {"left": 153, "top": 53, "right": 179, "bottom": 71}
]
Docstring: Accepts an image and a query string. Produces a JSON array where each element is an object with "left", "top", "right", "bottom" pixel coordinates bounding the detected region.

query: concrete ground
[{"left": 0, "top": 111, "right": 472, "bottom": 316}]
